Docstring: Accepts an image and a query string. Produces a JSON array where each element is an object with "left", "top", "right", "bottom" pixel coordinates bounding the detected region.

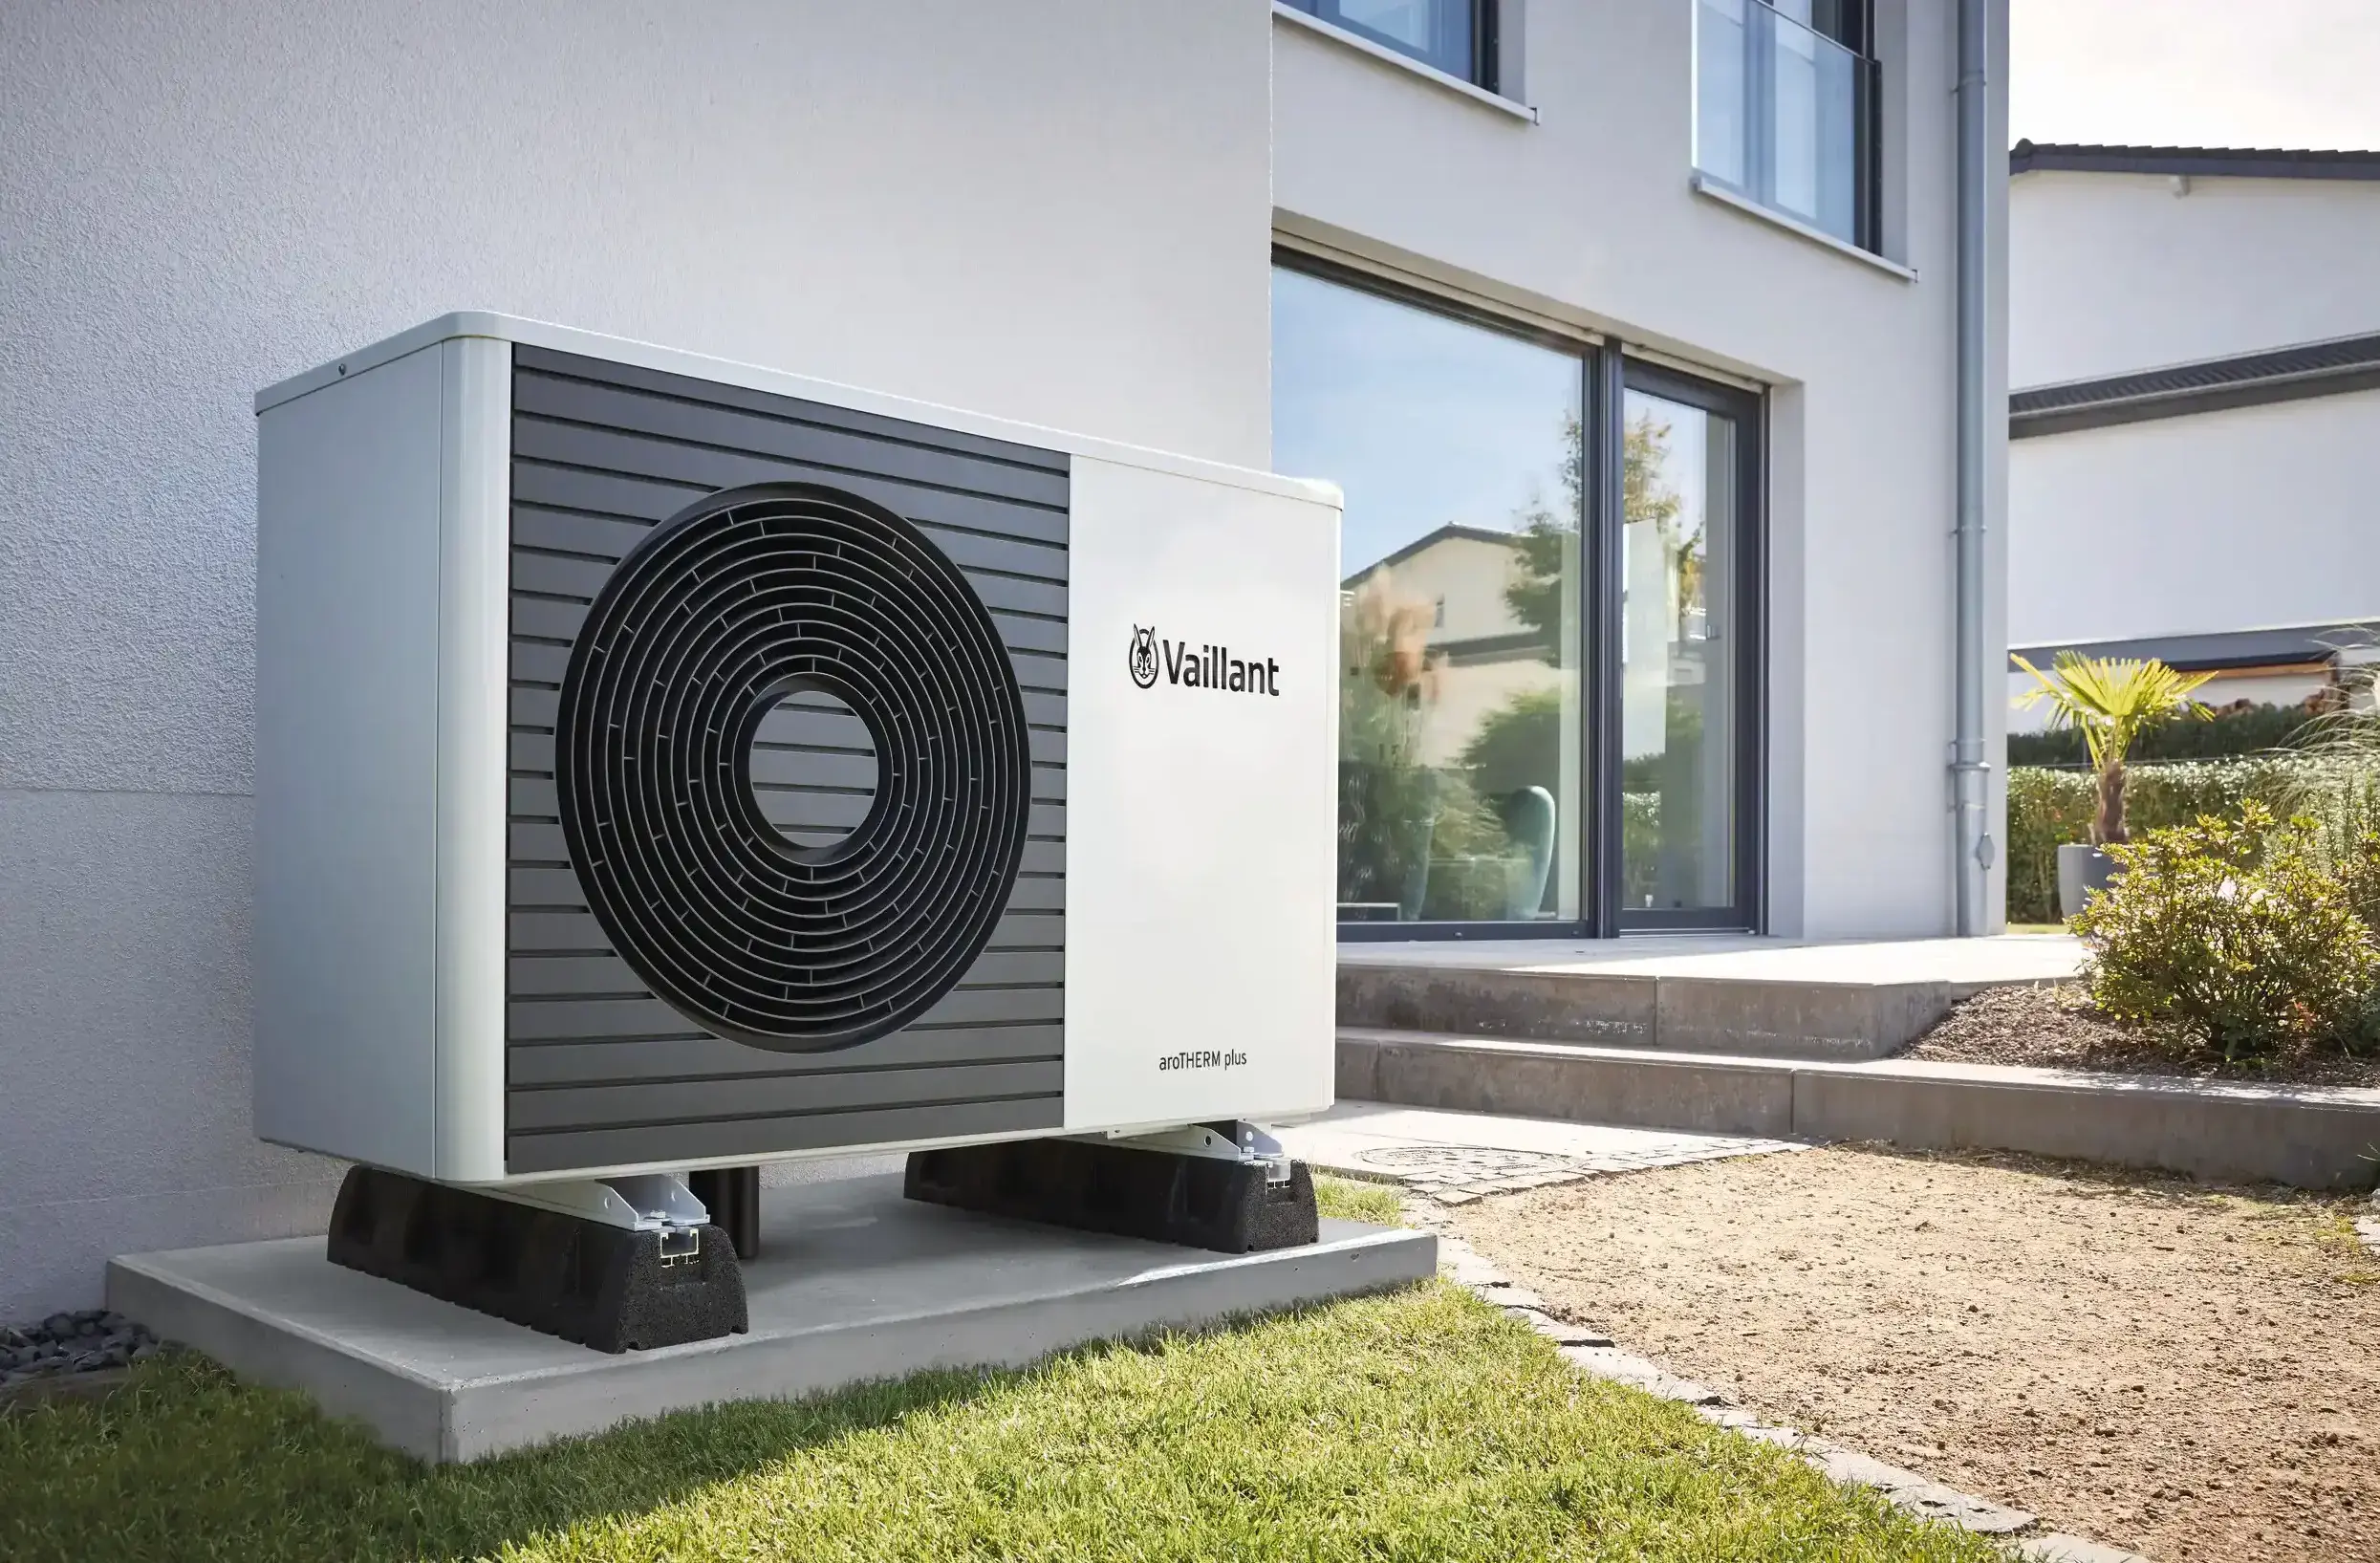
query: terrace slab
[
  {"left": 1338, "top": 935, "right": 2081, "bottom": 1060},
  {"left": 107, "top": 1170, "right": 1434, "bottom": 1464}
]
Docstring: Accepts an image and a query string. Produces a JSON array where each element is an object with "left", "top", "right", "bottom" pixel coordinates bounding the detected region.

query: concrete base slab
[
  {"left": 1338, "top": 936, "right": 2081, "bottom": 1060},
  {"left": 1275, "top": 1100, "right": 1803, "bottom": 1199},
  {"left": 107, "top": 1171, "right": 1435, "bottom": 1464}
]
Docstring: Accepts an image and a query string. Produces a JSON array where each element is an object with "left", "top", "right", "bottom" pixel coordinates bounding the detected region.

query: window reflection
[
  {"left": 1620, "top": 389, "right": 1738, "bottom": 913},
  {"left": 1273, "top": 268, "right": 1583, "bottom": 924},
  {"left": 1283, "top": 0, "right": 1485, "bottom": 85}
]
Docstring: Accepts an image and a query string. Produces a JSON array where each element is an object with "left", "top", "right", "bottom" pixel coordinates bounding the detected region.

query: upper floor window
[
  {"left": 1281, "top": 0, "right": 1497, "bottom": 90},
  {"left": 1695, "top": 0, "right": 1882, "bottom": 252}
]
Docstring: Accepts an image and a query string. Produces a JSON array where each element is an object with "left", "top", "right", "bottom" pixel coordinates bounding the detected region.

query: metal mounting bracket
[
  {"left": 1097, "top": 1121, "right": 1294, "bottom": 1184},
  {"left": 482, "top": 1174, "right": 712, "bottom": 1246}
]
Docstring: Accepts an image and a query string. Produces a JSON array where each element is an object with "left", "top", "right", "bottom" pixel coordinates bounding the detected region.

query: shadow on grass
[
  {"left": 0, "top": 1342, "right": 998, "bottom": 1563},
  {"left": 0, "top": 1276, "right": 1426, "bottom": 1563}
]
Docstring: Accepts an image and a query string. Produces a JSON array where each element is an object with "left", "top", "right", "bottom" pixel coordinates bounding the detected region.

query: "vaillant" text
[{"left": 1161, "top": 639, "right": 1280, "bottom": 697}]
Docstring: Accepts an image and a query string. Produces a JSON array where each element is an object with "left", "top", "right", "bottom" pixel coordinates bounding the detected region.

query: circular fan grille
[{"left": 553, "top": 482, "right": 1033, "bottom": 1053}]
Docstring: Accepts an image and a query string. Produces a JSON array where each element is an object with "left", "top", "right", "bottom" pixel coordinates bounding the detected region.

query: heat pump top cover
[{"left": 252, "top": 315, "right": 1339, "bottom": 1185}]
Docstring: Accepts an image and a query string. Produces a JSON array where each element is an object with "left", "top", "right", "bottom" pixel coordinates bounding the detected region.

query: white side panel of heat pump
[
  {"left": 254, "top": 346, "right": 447, "bottom": 1175},
  {"left": 1063, "top": 456, "right": 1342, "bottom": 1133},
  {"left": 431, "top": 337, "right": 513, "bottom": 1183}
]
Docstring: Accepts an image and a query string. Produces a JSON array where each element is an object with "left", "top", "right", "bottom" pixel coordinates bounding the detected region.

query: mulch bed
[{"left": 1903, "top": 982, "right": 2380, "bottom": 1089}]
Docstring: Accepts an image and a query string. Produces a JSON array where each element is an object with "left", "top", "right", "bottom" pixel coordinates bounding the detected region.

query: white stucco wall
[
  {"left": 2011, "top": 170, "right": 2380, "bottom": 387},
  {"left": 1273, "top": 0, "right": 2011, "bottom": 940},
  {"left": 2009, "top": 389, "right": 2380, "bottom": 648},
  {"left": 0, "top": 0, "right": 1273, "bottom": 1318}
]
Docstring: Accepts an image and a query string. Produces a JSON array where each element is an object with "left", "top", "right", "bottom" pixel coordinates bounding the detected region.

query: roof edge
[{"left": 2010, "top": 140, "right": 2380, "bottom": 182}]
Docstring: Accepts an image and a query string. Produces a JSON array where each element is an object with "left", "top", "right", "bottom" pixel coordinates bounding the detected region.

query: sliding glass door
[
  {"left": 1617, "top": 365, "right": 1758, "bottom": 927},
  {"left": 1274, "top": 260, "right": 1760, "bottom": 936}
]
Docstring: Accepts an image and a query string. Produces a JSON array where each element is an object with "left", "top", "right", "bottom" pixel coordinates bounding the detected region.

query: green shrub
[
  {"left": 2072, "top": 803, "right": 2379, "bottom": 1061},
  {"left": 2003, "top": 755, "right": 2379, "bottom": 923},
  {"left": 2329, "top": 829, "right": 2380, "bottom": 944}
]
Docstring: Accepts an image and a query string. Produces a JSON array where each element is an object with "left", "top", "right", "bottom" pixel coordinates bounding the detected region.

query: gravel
[
  {"left": 1903, "top": 982, "right": 2380, "bottom": 1089},
  {"left": 0, "top": 1310, "right": 159, "bottom": 1391},
  {"left": 1453, "top": 1143, "right": 2380, "bottom": 1563}
]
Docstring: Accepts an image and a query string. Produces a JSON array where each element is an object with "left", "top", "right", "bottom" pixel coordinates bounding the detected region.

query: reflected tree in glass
[
  {"left": 1620, "top": 393, "right": 1737, "bottom": 914},
  {"left": 1337, "top": 575, "right": 1510, "bottom": 919}
]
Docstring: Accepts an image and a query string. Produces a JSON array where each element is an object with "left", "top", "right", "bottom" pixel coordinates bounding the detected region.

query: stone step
[
  {"left": 1337, "top": 957, "right": 2058, "bottom": 1061},
  {"left": 1337, "top": 1026, "right": 2380, "bottom": 1190}
]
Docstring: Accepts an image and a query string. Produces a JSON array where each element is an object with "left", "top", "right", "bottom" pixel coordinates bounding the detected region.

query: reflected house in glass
[{"left": 1338, "top": 523, "right": 1569, "bottom": 923}]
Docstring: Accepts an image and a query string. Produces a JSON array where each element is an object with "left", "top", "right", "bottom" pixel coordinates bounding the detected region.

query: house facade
[
  {"left": 0, "top": 0, "right": 2008, "bottom": 1316},
  {"left": 2008, "top": 141, "right": 2380, "bottom": 720}
]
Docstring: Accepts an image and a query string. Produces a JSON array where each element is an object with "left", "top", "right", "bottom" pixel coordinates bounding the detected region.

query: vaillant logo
[{"left": 1128, "top": 625, "right": 1281, "bottom": 697}]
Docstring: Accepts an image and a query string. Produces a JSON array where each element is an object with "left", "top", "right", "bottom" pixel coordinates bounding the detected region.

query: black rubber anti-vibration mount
[
  {"left": 326, "top": 1167, "right": 747, "bottom": 1355},
  {"left": 687, "top": 1166, "right": 761, "bottom": 1262},
  {"left": 902, "top": 1140, "right": 1321, "bottom": 1254}
]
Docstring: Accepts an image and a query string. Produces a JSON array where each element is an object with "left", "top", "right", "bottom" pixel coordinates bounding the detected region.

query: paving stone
[
  {"left": 1799, "top": 1441, "right": 2036, "bottom": 1534},
  {"left": 1506, "top": 1310, "right": 1612, "bottom": 1347},
  {"left": 1560, "top": 1344, "right": 1729, "bottom": 1406}
]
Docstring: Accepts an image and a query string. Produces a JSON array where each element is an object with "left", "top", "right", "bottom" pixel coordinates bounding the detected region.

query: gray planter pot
[{"left": 2056, "top": 842, "right": 2118, "bottom": 919}]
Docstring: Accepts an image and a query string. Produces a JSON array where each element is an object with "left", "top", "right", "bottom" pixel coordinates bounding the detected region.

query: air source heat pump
[{"left": 254, "top": 314, "right": 1340, "bottom": 1350}]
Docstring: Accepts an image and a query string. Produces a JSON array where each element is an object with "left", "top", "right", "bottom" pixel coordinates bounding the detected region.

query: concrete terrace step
[
  {"left": 1337, "top": 1026, "right": 2380, "bottom": 1191},
  {"left": 1339, "top": 936, "right": 2083, "bottom": 1061}
]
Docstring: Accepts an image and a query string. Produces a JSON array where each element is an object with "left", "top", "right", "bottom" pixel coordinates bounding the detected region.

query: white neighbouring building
[
  {"left": 2008, "top": 141, "right": 2380, "bottom": 720},
  {"left": 0, "top": 0, "right": 2009, "bottom": 1316}
]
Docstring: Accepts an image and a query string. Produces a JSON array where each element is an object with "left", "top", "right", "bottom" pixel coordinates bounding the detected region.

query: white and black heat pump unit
[{"left": 253, "top": 315, "right": 1341, "bottom": 1349}]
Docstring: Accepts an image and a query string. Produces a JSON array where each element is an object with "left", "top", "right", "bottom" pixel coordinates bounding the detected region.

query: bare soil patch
[
  {"left": 1453, "top": 1144, "right": 2380, "bottom": 1563},
  {"left": 1904, "top": 982, "right": 2380, "bottom": 1089}
]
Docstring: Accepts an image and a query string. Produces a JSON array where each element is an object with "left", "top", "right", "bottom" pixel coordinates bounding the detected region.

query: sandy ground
[
  {"left": 1452, "top": 1145, "right": 2380, "bottom": 1563},
  {"left": 1905, "top": 984, "right": 2380, "bottom": 1089}
]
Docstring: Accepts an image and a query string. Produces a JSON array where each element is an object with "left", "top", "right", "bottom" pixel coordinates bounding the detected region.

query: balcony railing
[{"left": 1695, "top": 0, "right": 1879, "bottom": 251}]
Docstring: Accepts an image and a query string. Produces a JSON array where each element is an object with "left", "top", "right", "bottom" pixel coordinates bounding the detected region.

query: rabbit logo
[{"left": 1128, "top": 624, "right": 1160, "bottom": 689}]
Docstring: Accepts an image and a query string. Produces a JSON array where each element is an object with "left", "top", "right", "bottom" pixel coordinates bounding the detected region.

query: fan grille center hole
[{"left": 747, "top": 688, "right": 878, "bottom": 850}]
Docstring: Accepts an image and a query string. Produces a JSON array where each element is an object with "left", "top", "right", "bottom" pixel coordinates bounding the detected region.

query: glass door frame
[
  {"left": 1599, "top": 354, "right": 1766, "bottom": 934},
  {"left": 1290, "top": 253, "right": 1765, "bottom": 942}
]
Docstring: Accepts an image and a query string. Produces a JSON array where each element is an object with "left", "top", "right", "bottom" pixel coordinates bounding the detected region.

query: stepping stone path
[{"left": 1276, "top": 1101, "right": 1807, "bottom": 1204}]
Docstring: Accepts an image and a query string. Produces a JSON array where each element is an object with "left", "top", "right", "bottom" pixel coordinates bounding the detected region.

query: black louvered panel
[{"left": 505, "top": 348, "right": 1067, "bottom": 1170}]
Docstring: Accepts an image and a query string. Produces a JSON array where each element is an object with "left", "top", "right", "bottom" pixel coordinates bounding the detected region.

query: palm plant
[{"left": 2013, "top": 652, "right": 2214, "bottom": 844}]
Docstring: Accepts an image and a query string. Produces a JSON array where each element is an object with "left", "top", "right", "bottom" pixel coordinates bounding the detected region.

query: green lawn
[{"left": 0, "top": 1180, "right": 2003, "bottom": 1563}]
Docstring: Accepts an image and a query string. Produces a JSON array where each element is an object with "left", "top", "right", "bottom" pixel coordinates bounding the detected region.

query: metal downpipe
[{"left": 1952, "top": 0, "right": 1995, "bottom": 934}]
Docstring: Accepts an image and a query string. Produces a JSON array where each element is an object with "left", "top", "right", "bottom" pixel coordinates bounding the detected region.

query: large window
[
  {"left": 1275, "top": 267, "right": 1582, "bottom": 926},
  {"left": 1276, "top": 263, "right": 1763, "bottom": 935},
  {"left": 1696, "top": 0, "right": 1881, "bottom": 251},
  {"left": 1280, "top": 0, "right": 1497, "bottom": 89}
]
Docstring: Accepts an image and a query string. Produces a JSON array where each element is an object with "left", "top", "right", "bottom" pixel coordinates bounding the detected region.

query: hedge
[
  {"left": 2006, "top": 701, "right": 2321, "bottom": 767},
  {"left": 2005, "top": 756, "right": 2380, "bottom": 923}
]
